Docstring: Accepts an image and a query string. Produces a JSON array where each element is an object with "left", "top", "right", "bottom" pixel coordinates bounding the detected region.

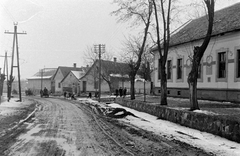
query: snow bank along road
[{"left": 4, "top": 97, "right": 211, "bottom": 155}]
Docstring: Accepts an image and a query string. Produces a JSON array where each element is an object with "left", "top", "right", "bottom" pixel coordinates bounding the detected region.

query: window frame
[
  {"left": 167, "top": 59, "right": 173, "bottom": 82},
  {"left": 176, "top": 57, "right": 184, "bottom": 82},
  {"left": 216, "top": 48, "right": 228, "bottom": 82},
  {"left": 234, "top": 46, "right": 240, "bottom": 82}
]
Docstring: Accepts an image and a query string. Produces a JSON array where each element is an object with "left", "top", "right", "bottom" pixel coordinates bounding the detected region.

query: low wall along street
[{"left": 114, "top": 98, "right": 240, "bottom": 143}]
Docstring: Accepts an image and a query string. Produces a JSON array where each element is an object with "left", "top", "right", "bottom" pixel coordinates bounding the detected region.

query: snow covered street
[{"left": 1, "top": 96, "right": 240, "bottom": 155}]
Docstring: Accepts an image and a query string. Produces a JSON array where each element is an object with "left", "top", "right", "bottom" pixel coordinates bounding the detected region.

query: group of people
[
  {"left": 63, "top": 91, "right": 76, "bottom": 100},
  {"left": 115, "top": 87, "right": 127, "bottom": 98},
  {"left": 40, "top": 87, "right": 49, "bottom": 97}
]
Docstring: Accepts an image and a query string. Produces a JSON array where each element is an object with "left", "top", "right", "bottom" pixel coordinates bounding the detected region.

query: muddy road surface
[{"left": 3, "top": 97, "right": 211, "bottom": 156}]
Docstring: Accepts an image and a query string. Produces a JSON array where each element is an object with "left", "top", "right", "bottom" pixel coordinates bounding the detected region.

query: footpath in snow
[{"left": 82, "top": 98, "right": 240, "bottom": 156}]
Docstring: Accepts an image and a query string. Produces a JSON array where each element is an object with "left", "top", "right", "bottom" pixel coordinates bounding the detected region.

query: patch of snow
[
  {"left": 106, "top": 103, "right": 240, "bottom": 156},
  {"left": 193, "top": 110, "right": 218, "bottom": 115},
  {"left": 114, "top": 111, "right": 125, "bottom": 116},
  {"left": 0, "top": 97, "right": 32, "bottom": 116}
]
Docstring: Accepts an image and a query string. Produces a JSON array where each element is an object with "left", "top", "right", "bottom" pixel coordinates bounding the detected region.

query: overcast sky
[{"left": 0, "top": 0, "right": 240, "bottom": 79}]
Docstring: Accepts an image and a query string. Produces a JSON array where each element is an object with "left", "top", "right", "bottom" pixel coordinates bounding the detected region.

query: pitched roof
[
  {"left": 101, "top": 60, "right": 130, "bottom": 75},
  {"left": 169, "top": 2, "right": 240, "bottom": 47},
  {"left": 27, "top": 68, "right": 57, "bottom": 80},
  {"left": 60, "top": 70, "right": 83, "bottom": 83},
  {"left": 80, "top": 59, "right": 130, "bottom": 80},
  {"left": 71, "top": 71, "right": 84, "bottom": 79},
  {"left": 52, "top": 66, "right": 83, "bottom": 80},
  {"left": 58, "top": 66, "right": 83, "bottom": 77}
]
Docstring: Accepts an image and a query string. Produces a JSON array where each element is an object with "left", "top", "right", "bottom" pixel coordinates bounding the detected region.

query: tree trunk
[
  {"left": 107, "top": 81, "right": 113, "bottom": 95},
  {"left": 130, "top": 76, "right": 135, "bottom": 100},
  {"left": 188, "top": 80, "right": 199, "bottom": 110},
  {"left": 187, "top": 60, "right": 200, "bottom": 111},
  {"left": 160, "top": 66, "right": 167, "bottom": 105},
  {"left": 187, "top": 0, "right": 214, "bottom": 111}
]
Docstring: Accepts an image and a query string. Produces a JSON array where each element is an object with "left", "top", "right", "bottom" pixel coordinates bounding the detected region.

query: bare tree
[
  {"left": 187, "top": 0, "right": 215, "bottom": 110},
  {"left": 83, "top": 45, "right": 114, "bottom": 94},
  {"left": 152, "top": 0, "right": 172, "bottom": 105},
  {"left": 83, "top": 45, "right": 113, "bottom": 66},
  {"left": 112, "top": 0, "right": 153, "bottom": 100}
]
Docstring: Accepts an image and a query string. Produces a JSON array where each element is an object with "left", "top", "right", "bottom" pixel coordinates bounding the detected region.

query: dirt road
[{"left": 3, "top": 97, "right": 211, "bottom": 156}]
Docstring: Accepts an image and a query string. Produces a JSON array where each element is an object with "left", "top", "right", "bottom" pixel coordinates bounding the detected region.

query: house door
[
  {"left": 51, "top": 81, "right": 55, "bottom": 93},
  {"left": 82, "top": 81, "right": 86, "bottom": 92}
]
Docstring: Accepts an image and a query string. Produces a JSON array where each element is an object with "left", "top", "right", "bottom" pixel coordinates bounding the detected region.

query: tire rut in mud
[{"left": 73, "top": 100, "right": 212, "bottom": 156}]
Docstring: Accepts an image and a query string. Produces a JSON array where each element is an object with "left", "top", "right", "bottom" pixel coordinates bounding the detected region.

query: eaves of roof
[{"left": 152, "top": 2, "right": 240, "bottom": 52}]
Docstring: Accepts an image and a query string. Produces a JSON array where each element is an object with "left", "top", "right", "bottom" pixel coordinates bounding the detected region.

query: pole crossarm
[{"left": 5, "top": 32, "right": 27, "bottom": 35}]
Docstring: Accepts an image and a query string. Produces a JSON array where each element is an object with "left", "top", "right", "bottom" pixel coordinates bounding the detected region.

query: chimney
[
  {"left": 113, "top": 57, "right": 117, "bottom": 62},
  {"left": 73, "top": 63, "right": 76, "bottom": 68}
]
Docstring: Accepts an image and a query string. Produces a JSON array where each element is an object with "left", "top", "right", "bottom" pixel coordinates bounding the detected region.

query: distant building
[
  {"left": 27, "top": 68, "right": 57, "bottom": 95},
  {"left": 51, "top": 63, "right": 89, "bottom": 95},
  {"left": 80, "top": 58, "right": 151, "bottom": 94},
  {"left": 61, "top": 70, "right": 85, "bottom": 95},
  {"left": 153, "top": 3, "right": 240, "bottom": 102}
]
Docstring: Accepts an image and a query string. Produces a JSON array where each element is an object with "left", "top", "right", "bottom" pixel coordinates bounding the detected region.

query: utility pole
[
  {"left": 3, "top": 51, "right": 9, "bottom": 83},
  {"left": 94, "top": 44, "right": 105, "bottom": 102},
  {"left": 5, "top": 23, "right": 27, "bottom": 102},
  {"left": 41, "top": 68, "right": 43, "bottom": 91}
]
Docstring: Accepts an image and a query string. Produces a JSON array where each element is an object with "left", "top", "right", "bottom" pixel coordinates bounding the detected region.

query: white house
[
  {"left": 51, "top": 64, "right": 83, "bottom": 95},
  {"left": 61, "top": 70, "right": 85, "bottom": 95},
  {"left": 27, "top": 68, "right": 57, "bottom": 95},
  {"left": 153, "top": 3, "right": 240, "bottom": 102}
]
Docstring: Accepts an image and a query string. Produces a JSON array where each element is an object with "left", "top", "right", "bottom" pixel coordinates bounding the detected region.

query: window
[
  {"left": 58, "top": 83, "right": 61, "bottom": 88},
  {"left": 237, "top": 50, "right": 240, "bottom": 78},
  {"left": 167, "top": 60, "right": 172, "bottom": 80},
  {"left": 218, "top": 52, "right": 226, "bottom": 78},
  {"left": 216, "top": 48, "right": 228, "bottom": 82},
  {"left": 167, "top": 90, "right": 170, "bottom": 94},
  {"left": 177, "top": 58, "right": 183, "bottom": 79},
  {"left": 158, "top": 59, "right": 161, "bottom": 79}
]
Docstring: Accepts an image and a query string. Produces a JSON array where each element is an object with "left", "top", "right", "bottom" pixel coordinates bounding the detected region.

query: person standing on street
[
  {"left": 123, "top": 87, "right": 127, "bottom": 98},
  {"left": 119, "top": 87, "right": 123, "bottom": 97},
  {"left": 115, "top": 88, "right": 119, "bottom": 97}
]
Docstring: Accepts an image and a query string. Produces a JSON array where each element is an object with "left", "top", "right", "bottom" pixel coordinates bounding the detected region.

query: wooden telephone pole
[
  {"left": 5, "top": 23, "right": 26, "bottom": 102},
  {"left": 94, "top": 44, "right": 105, "bottom": 102},
  {"left": 3, "top": 51, "right": 9, "bottom": 84}
]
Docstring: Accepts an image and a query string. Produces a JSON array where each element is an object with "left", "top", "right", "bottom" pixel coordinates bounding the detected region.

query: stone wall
[{"left": 115, "top": 98, "right": 240, "bottom": 143}]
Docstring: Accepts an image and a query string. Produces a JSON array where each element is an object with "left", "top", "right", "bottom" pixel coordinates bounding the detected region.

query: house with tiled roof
[
  {"left": 80, "top": 58, "right": 152, "bottom": 94},
  {"left": 51, "top": 63, "right": 85, "bottom": 94},
  {"left": 153, "top": 3, "right": 240, "bottom": 102},
  {"left": 27, "top": 68, "right": 57, "bottom": 94},
  {"left": 80, "top": 58, "right": 130, "bottom": 93},
  {"left": 60, "top": 70, "right": 85, "bottom": 95}
]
